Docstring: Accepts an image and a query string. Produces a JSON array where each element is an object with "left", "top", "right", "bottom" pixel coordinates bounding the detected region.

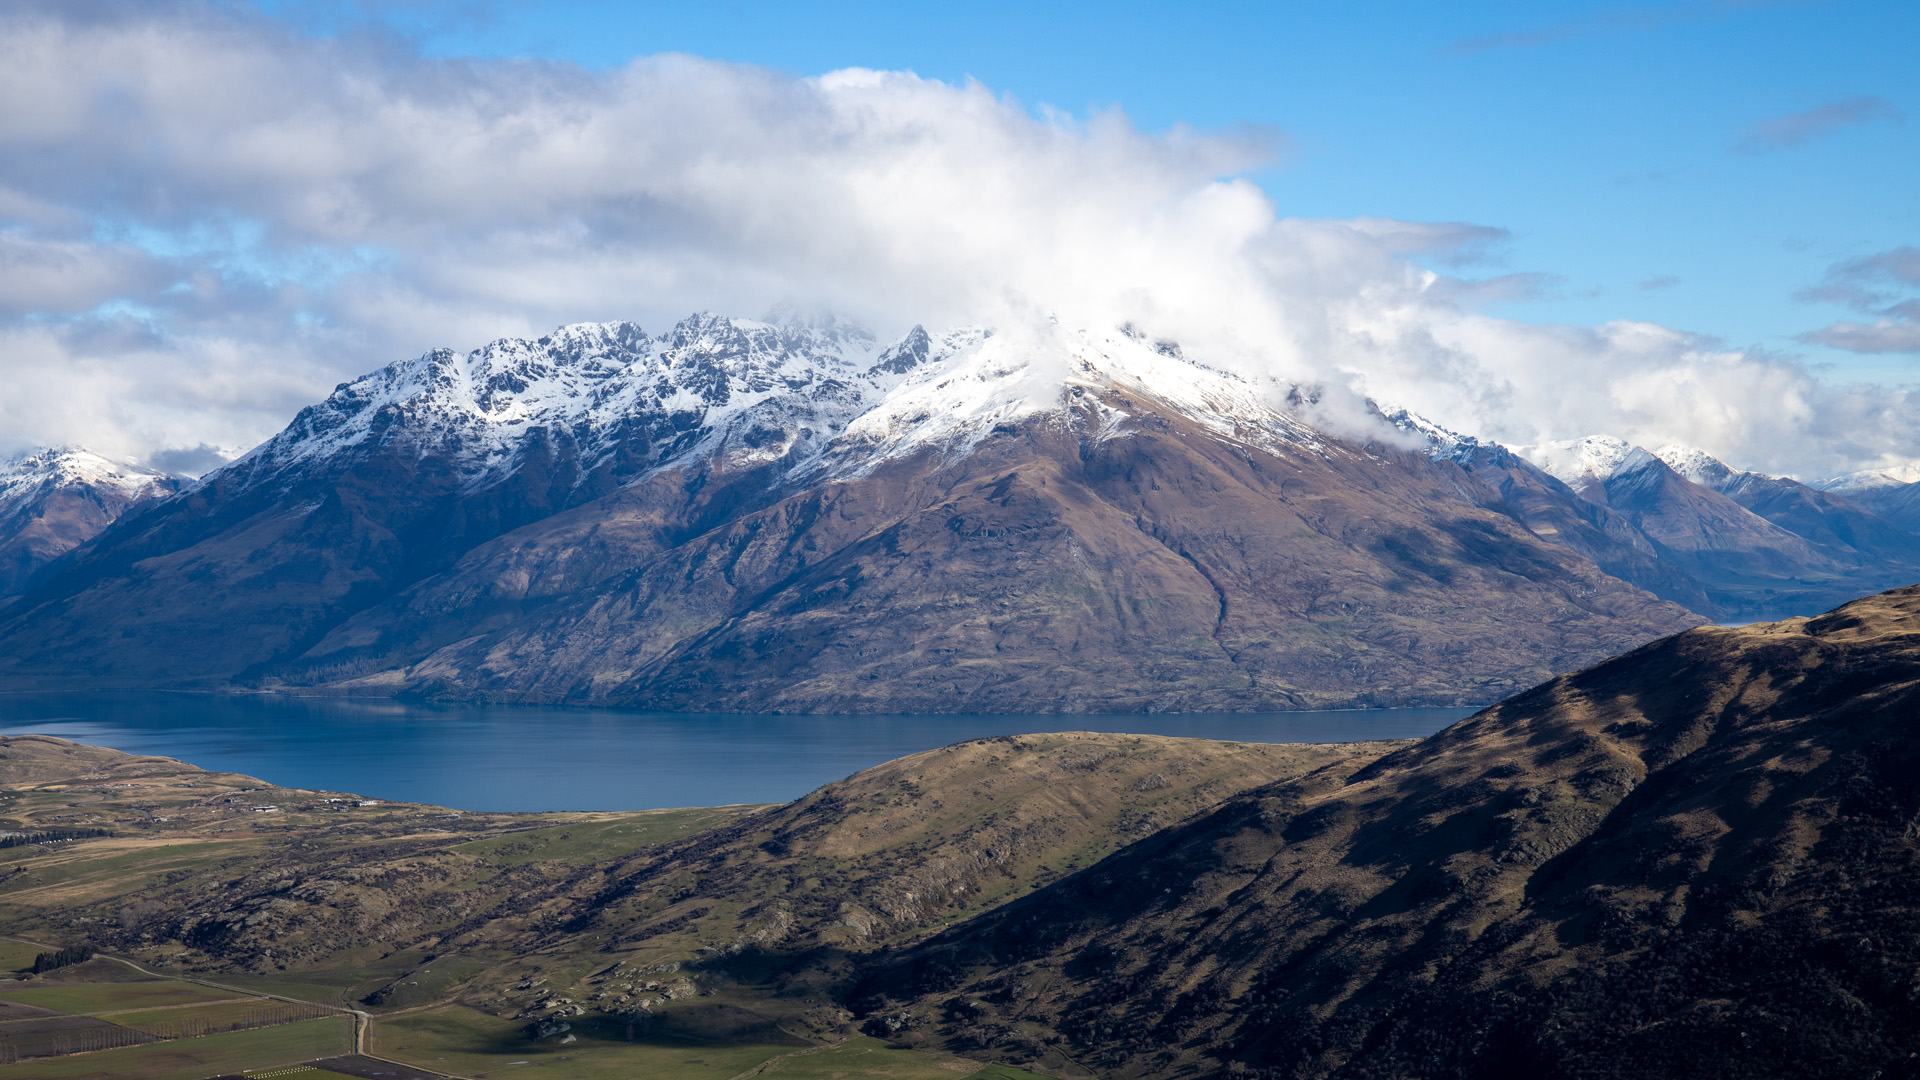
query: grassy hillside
[
  {"left": 1, "top": 728, "right": 1390, "bottom": 1078},
  {"left": 852, "top": 586, "right": 1920, "bottom": 1079}
]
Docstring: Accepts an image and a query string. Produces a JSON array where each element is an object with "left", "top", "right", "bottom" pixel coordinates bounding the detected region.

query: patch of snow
[
  {"left": 1511, "top": 436, "right": 1645, "bottom": 488},
  {"left": 1653, "top": 445, "right": 1738, "bottom": 491},
  {"left": 0, "top": 447, "right": 173, "bottom": 518},
  {"left": 823, "top": 323, "right": 1330, "bottom": 475},
  {"left": 1813, "top": 464, "right": 1920, "bottom": 494},
  {"left": 204, "top": 312, "right": 1344, "bottom": 501},
  {"left": 1376, "top": 407, "right": 1482, "bottom": 464}
]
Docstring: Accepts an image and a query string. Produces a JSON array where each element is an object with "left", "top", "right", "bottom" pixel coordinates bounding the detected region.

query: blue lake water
[{"left": 0, "top": 692, "right": 1475, "bottom": 812}]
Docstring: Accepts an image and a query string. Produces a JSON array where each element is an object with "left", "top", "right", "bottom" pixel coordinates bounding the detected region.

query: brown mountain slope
[
  {"left": 851, "top": 585, "right": 1920, "bottom": 1079},
  {"left": 0, "top": 731, "right": 1389, "bottom": 1033},
  {"left": 288, "top": 391, "right": 1701, "bottom": 711}
]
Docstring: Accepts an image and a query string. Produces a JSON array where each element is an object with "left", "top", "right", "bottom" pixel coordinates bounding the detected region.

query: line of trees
[
  {"left": 126, "top": 1001, "right": 334, "bottom": 1040},
  {"left": 31, "top": 944, "right": 94, "bottom": 973},
  {"left": 0, "top": 1022, "right": 154, "bottom": 1063},
  {"left": 0, "top": 827, "right": 112, "bottom": 849}
]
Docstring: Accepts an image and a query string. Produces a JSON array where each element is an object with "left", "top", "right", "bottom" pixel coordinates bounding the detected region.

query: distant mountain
[
  {"left": 854, "top": 583, "right": 1920, "bottom": 1078},
  {"left": 0, "top": 313, "right": 1701, "bottom": 710},
  {"left": 1813, "top": 465, "right": 1920, "bottom": 534},
  {"left": 1388, "top": 417, "right": 1716, "bottom": 614},
  {"left": 0, "top": 448, "right": 178, "bottom": 597},
  {"left": 1504, "top": 435, "right": 1920, "bottom": 619}
]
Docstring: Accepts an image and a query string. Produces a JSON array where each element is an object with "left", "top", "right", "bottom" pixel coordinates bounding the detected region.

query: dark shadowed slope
[{"left": 853, "top": 584, "right": 1920, "bottom": 1079}]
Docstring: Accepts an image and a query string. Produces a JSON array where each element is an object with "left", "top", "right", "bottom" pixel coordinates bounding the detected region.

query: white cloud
[
  {"left": 0, "top": 2, "right": 1916, "bottom": 481},
  {"left": 1736, "top": 95, "right": 1905, "bottom": 153},
  {"left": 1796, "top": 246, "right": 1920, "bottom": 358}
]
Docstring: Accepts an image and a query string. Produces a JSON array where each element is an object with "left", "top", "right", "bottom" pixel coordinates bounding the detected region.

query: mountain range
[{"left": 2, "top": 311, "right": 1917, "bottom": 711}]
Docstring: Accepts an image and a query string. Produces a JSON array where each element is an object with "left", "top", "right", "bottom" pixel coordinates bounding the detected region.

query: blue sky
[{"left": 289, "top": 0, "right": 1919, "bottom": 381}]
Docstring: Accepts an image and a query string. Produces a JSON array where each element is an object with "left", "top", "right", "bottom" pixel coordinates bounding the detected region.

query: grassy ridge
[{"left": 0, "top": 730, "right": 1405, "bottom": 1080}]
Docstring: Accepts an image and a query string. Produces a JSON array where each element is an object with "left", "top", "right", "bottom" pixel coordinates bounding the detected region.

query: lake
[{"left": 0, "top": 692, "right": 1476, "bottom": 812}]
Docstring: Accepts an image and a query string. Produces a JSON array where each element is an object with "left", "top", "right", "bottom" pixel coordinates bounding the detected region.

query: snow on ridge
[
  {"left": 1653, "top": 445, "right": 1738, "bottom": 491},
  {"left": 213, "top": 313, "right": 894, "bottom": 494},
  {"left": 1814, "top": 464, "right": 1920, "bottom": 495},
  {"left": 1377, "top": 406, "right": 1481, "bottom": 464},
  {"left": 819, "top": 323, "right": 1331, "bottom": 477},
  {"left": 0, "top": 447, "right": 173, "bottom": 509},
  {"left": 1511, "top": 436, "right": 1645, "bottom": 487},
  {"left": 201, "top": 312, "right": 1346, "bottom": 498}
]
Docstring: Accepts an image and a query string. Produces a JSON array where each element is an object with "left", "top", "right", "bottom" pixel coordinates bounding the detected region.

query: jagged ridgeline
[
  {"left": 0, "top": 313, "right": 1707, "bottom": 711},
  {"left": 5, "top": 310, "right": 1920, "bottom": 711}
]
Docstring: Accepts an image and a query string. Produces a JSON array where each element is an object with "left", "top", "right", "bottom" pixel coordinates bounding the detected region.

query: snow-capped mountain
[
  {"left": 1368, "top": 423, "right": 1920, "bottom": 619},
  {"left": 208, "top": 313, "right": 1341, "bottom": 507},
  {"left": 1814, "top": 464, "right": 1920, "bottom": 495},
  {"left": 7, "top": 310, "right": 1918, "bottom": 709},
  {"left": 0, "top": 448, "right": 179, "bottom": 597},
  {"left": 1806, "top": 465, "right": 1920, "bottom": 534},
  {"left": 0, "top": 447, "right": 174, "bottom": 506},
  {"left": 1514, "top": 435, "right": 1654, "bottom": 493},
  {"left": 0, "top": 310, "right": 1718, "bottom": 710},
  {"left": 219, "top": 314, "right": 886, "bottom": 496}
]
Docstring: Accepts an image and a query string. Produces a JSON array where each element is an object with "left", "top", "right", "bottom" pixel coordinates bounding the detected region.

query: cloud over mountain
[{"left": 1, "top": 1, "right": 1917, "bottom": 479}]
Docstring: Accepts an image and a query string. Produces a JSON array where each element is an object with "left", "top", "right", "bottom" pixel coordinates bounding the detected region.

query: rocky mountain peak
[
  {"left": 1514, "top": 434, "right": 1644, "bottom": 492},
  {"left": 0, "top": 447, "right": 173, "bottom": 505},
  {"left": 1652, "top": 444, "right": 1738, "bottom": 489},
  {"left": 0, "top": 447, "right": 180, "bottom": 596}
]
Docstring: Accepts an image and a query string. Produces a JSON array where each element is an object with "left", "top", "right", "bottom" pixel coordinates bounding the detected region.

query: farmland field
[
  {"left": 0, "top": 943, "right": 39, "bottom": 975},
  {"left": 107, "top": 997, "right": 336, "bottom": 1036},
  {"left": 748, "top": 1037, "right": 1009, "bottom": 1080},
  {"left": 375, "top": 1003, "right": 800, "bottom": 1080},
  {"left": 0, "top": 978, "right": 243, "bottom": 1014},
  {"left": 0, "top": 1015, "right": 353, "bottom": 1080}
]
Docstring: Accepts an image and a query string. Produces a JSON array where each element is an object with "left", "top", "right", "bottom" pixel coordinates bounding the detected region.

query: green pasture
[
  {"left": 210, "top": 937, "right": 487, "bottom": 1006},
  {"left": 363, "top": 953, "right": 495, "bottom": 1011},
  {"left": 105, "top": 996, "right": 333, "bottom": 1031},
  {"left": 961, "top": 1066, "right": 1058, "bottom": 1080},
  {"left": 0, "top": 940, "right": 41, "bottom": 974},
  {"left": 751, "top": 1037, "right": 1002, "bottom": 1080},
  {"left": 374, "top": 1003, "right": 799, "bottom": 1080},
  {"left": 0, "top": 978, "right": 244, "bottom": 1014},
  {"left": 0, "top": 839, "right": 261, "bottom": 899},
  {"left": 0, "top": 1015, "right": 353, "bottom": 1080},
  {"left": 212, "top": 947, "right": 447, "bottom": 1007}
]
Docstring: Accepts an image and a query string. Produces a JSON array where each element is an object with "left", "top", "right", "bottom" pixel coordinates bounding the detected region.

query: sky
[{"left": 0, "top": 0, "right": 1916, "bottom": 479}]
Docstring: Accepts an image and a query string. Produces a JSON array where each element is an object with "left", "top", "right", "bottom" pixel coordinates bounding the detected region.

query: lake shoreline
[{"left": 0, "top": 692, "right": 1474, "bottom": 812}]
